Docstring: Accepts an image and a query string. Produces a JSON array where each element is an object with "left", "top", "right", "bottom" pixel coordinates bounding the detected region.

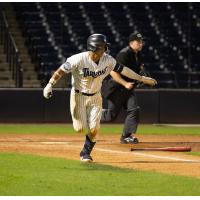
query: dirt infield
[{"left": 0, "top": 134, "right": 200, "bottom": 178}]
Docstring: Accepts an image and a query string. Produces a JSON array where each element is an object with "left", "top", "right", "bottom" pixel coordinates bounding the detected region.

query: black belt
[{"left": 75, "top": 89, "right": 97, "bottom": 96}]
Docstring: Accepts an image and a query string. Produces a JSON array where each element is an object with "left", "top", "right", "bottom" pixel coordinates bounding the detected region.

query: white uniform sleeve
[
  {"left": 109, "top": 56, "right": 117, "bottom": 70},
  {"left": 104, "top": 55, "right": 117, "bottom": 76},
  {"left": 60, "top": 54, "right": 79, "bottom": 73},
  {"left": 108, "top": 55, "right": 124, "bottom": 73}
]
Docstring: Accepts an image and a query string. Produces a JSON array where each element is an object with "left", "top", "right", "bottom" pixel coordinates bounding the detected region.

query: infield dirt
[{"left": 0, "top": 134, "right": 200, "bottom": 178}]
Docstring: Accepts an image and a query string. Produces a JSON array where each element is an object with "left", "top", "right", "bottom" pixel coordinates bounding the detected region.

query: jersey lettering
[{"left": 82, "top": 67, "right": 107, "bottom": 78}]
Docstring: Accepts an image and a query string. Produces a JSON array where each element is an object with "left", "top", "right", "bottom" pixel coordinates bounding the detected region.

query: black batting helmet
[{"left": 87, "top": 34, "right": 110, "bottom": 52}]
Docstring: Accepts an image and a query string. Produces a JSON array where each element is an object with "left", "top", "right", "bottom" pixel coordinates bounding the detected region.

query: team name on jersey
[{"left": 82, "top": 67, "right": 107, "bottom": 78}]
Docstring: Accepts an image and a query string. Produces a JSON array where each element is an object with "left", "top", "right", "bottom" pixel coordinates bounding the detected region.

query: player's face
[
  {"left": 129, "top": 40, "right": 143, "bottom": 52},
  {"left": 90, "top": 46, "right": 106, "bottom": 62},
  {"left": 94, "top": 48, "right": 105, "bottom": 57}
]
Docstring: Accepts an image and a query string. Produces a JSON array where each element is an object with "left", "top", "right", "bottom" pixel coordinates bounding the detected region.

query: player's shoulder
[
  {"left": 67, "top": 52, "right": 88, "bottom": 65},
  {"left": 103, "top": 53, "right": 116, "bottom": 68},
  {"left": 103, "top": 53, "right": 115, "bottom": 61}
]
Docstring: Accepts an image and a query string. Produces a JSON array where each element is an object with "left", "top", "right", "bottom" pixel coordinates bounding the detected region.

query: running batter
[{"left": 43, "top": 34, "right": 157, "bottom": 162}]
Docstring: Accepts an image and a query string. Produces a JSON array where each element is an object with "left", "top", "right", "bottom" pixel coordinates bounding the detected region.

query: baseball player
[{"left": 43, "top": 34, "right": 157, "bottom": 163}]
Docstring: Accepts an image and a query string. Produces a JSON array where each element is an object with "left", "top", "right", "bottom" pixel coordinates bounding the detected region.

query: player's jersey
[{"left": 60, "top": 51, "right": 116, "bottom": 94}]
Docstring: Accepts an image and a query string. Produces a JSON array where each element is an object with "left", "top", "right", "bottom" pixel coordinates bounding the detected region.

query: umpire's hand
[
  {"left": 124, "top": 82, "right": 135, "bottom": 90},
  {"left": 43, "top": 83, "right": 53, "bottom": 99},
  {"left": 141, "top": 76, "right": 157, "bottom": 86}
]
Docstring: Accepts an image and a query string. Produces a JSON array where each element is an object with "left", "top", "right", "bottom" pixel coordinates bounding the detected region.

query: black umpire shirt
[
  {"left": 116, "top": 46, "right": 143, "bottom": 83},
  {"left": 101, "top": 46, "right": 143, "bottom": 98}
]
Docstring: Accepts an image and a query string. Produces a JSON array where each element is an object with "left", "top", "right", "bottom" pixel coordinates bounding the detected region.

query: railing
[{"left": 0, "top": 10, "right": 23, "bottom": 87}]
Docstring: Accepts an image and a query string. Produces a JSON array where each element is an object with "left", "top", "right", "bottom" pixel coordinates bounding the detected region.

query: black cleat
[
  {"left": 80, "top": 151, "right": 93, "bottom": 162},
  {"left": 120, "top": 136, "right": 139, "bottom": 144},
  {"left": 80, "top": 154, "right": 93, "bottom": 162}
]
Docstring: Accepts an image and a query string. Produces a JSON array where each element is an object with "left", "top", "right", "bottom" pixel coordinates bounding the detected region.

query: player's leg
[
  {"left": 70, "top": 89, "right": 88, "bottom": 133},
  {"left": 87, "top": 95, "right": 102, "bottom": 140},
  {"left": 120, "top": 91, "right": 140, "bottom": 144},
  {"left": 80, "top": 94, "right": 102, "bottom": 162},
  {"left": 80, "top": 134, "right": 96, "bottom": 162}
]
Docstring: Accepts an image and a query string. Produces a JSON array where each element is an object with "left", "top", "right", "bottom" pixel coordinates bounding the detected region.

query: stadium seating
[{"left": 12, "top": 2, "right": 200, "bottom": 88}]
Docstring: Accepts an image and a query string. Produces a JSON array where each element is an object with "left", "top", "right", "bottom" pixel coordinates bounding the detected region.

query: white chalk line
[
  {"left": 40, "top": 141, "right": 80, "bottom": 146},
  {"left": 95, "top": 147, "right": 200, "bottom": 163},
  {"left": 40, "top": 142, "right": 200, "bottom": 163}
]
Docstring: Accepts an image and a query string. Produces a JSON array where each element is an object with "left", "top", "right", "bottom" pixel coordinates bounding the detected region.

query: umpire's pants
[{"left": 101, "top": 88, "right": 140, "bottom": 137}]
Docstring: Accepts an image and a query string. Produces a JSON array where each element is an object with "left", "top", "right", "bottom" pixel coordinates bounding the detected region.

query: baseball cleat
[
  {"left": 120, "top": 136, "right": 139, "bottom": 144},
  {"left": 80, "top": 154, "right": 93, "bottom": 163}
]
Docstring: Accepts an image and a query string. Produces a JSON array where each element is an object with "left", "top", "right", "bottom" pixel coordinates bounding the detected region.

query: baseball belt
[{"left": 75, "top": 89, "right": 97, "bottom": 96}]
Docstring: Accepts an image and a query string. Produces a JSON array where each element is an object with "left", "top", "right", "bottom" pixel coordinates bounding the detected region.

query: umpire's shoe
[{"left": 120, "top": 135, "right": 139, "bottom": 144}]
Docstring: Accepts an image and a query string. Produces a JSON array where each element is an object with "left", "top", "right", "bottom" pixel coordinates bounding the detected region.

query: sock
[{"left": 80, "top": 135, "right": 96, "bottom": 156}]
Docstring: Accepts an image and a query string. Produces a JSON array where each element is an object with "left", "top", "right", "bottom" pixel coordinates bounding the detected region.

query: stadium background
[
  {"left": 0, "top": 2, "right": 200, "bottom": 123},
  {"left": 0, "top": 2, "right": 200, "bottom": 196}
]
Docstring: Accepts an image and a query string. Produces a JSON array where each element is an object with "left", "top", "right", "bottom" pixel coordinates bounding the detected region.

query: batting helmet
[{"left": 87, "top": 34, "right": 110, "bottom": 52}]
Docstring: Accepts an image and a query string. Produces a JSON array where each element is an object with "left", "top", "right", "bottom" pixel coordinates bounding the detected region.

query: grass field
[
  {"left": 0, "top": 152, "right": 200, "bottom": 196},
  {"left": 0, "top": 123, "right": 200, "bottom": 196},
  {"left": 0, "top": 123, "right": 200, "bottom": 135}
]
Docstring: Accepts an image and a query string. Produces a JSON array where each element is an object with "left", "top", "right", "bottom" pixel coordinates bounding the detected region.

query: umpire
[{"left": 101, "top": 32, "right": 146, "bottom": 144}]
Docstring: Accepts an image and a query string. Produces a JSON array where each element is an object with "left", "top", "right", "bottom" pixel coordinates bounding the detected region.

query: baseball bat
[{"left": 130, "top": 146, "right": 191, "bottom": 152}]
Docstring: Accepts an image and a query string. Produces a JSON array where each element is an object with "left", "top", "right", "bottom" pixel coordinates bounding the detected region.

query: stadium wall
[{"left": 0, "top": 88, "right": 200, "bottom": 123}]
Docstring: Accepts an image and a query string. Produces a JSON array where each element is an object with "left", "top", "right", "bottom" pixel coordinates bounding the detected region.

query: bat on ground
[{"left": 130, "top": 146, "right": 191, "bottom": 152}]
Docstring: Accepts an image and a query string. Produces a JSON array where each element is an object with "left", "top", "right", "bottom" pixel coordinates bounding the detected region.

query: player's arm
[
  {"left": 43, "top": 68, "right": 65, "bottom": 99},
  {"left": 113, "top": 64, "right": 157, "bottom": 86},
  {"left": 43, "top": 56, "right": 75, "bottom": 99},
  {"left": 110, "top": 71, "right": 134, "bottom": 90}
]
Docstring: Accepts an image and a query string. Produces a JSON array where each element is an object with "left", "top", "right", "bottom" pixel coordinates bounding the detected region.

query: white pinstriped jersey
[{"left": 60, "top": 51, "right": 116, "bottom": 93}]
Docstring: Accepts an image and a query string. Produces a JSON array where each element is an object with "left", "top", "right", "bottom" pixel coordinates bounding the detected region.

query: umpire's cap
[
  {"left": 129, "top": 32, "right": 144, "bottom": 42},
  {"left": 87, "top": 34, "right": 110, "bottom": 52}
]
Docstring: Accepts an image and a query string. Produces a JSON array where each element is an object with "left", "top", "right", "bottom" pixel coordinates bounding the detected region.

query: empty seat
[
  {"left": 175, "top": 71, "right": 190, "bottom": 88},
  {"left": 12, "top": 2, "right": 200, "bottom": 88},
  {"left": 189, "top": 72, "right": 200, "bottom": 88},
  {"left": 151, "top": 71, "right": 177, "bottom": 88}
]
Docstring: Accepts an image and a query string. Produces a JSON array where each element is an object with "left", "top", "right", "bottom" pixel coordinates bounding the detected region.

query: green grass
[
  {"left": 0, "top": 152, "right": 200, "bottom": 196},
  {"left": 0, "top": 124, "right": 74, "bottom": 135},
  {"left": 0, "top": 124, "right": 200, "bottom": 135},
  {"left": 187, "top": 152, "right": 200, "bottom": 157},
  {"left": 0, "top": 124, "right": 199, "bottom": 195},
  {"left": 102, "top": 124, "right": 200, "bottom": 135}
]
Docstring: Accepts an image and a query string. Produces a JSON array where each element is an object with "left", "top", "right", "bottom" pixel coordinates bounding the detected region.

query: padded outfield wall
[{"left": 0, "top": 88, "right": 200, "bottom": 123}]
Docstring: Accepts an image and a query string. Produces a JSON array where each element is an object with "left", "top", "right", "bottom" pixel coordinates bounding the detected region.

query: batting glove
[{"left": 43, "top": 83, "right": 53, "bottom": 99}]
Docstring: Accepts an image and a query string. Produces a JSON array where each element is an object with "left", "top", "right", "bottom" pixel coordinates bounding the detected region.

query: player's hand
[
  {"left": 124, "top": 82, "right": 135, "bottom": 90},
  {"left": 141, "top": 76, "right": 157, "bottom": 86},
  {"left": 43, "top": 83, "right": 53, "bottom": 99}
]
